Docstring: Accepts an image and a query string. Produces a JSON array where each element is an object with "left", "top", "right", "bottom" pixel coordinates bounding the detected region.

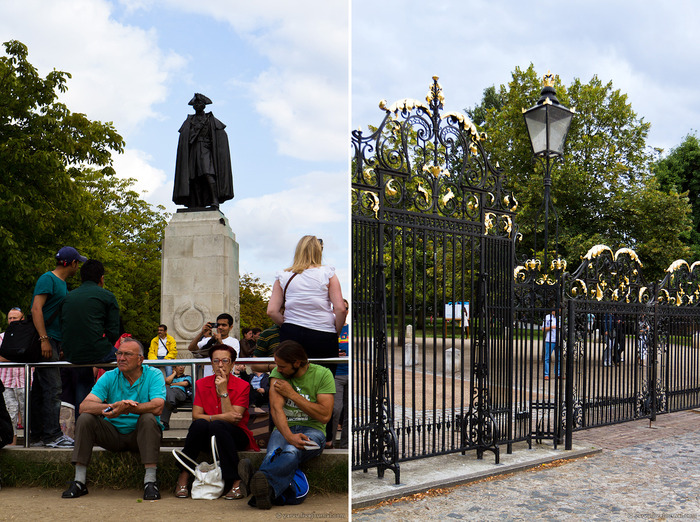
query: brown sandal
[
  {"left": 175, "top": 483, "right": 189, "bottom": 498},
  {"left": 223, "top": 485, "right": 244, "bottom": 500}
]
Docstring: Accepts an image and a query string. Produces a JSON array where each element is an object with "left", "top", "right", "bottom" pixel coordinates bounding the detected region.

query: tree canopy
[
  {"left": 0, "top": 40, "right": 168, "bottom": 339},
  {"left": 467, "top": 65, "right": 692, "bottom": 280},
  {"left": 654, "top": 133, "right": 700, "bottom": 259},
  {"left": 239, "top": 273, "right": 274, "bottom": 332}
]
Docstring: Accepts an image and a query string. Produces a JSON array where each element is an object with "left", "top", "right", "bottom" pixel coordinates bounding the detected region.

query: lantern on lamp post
[{"left": 523, "top": 72, "right": 575, "bottom": 268}]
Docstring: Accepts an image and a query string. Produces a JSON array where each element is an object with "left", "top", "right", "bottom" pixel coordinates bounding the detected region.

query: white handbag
[{"left": 172, "top": 435, "right": 225, "bottom": 499}]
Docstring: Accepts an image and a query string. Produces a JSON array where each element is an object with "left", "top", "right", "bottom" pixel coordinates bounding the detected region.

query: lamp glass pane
[
  {"left": 524, "top": 107, "right": 547, "bottom": 155},
  {"left": 547, "top": 106, "right": 573, "bottom": 155}
]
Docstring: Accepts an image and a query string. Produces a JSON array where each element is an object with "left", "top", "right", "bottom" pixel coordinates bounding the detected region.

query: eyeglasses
[
  {"left": 116, "top": 351, "right": 141, "bottom": 358},
  {"left": 10, "top": 307, "right": 21, "bottom": 312},
  {"left": 212, "top": 358, "right": 232, "bottom": 365}
]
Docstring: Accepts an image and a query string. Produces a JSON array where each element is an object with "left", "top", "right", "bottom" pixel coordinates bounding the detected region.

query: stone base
[{"left": 160, "top": 210, "right": 240, "bottom": 351}]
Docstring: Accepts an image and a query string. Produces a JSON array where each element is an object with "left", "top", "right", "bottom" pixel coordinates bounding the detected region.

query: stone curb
[{"left": 352, "top": 445, "right": 600, "bottom": 509}]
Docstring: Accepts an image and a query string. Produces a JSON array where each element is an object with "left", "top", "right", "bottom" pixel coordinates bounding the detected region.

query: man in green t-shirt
[{"left": 238, "top": 340, "right": 335, "bottom": 509}]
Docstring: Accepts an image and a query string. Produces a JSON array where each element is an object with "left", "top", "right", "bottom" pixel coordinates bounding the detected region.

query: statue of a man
[{"left": 172, "top": 93, "right": 234, "bottom": 209}]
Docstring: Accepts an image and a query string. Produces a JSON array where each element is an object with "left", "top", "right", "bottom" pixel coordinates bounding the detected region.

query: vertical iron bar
[{"left": 565, "top": 298, "right": 575, "bottom": 449}]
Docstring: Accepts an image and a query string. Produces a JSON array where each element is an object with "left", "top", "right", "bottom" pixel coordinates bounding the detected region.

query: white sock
[
  {"left": 144, "top": 467, "right": 157, "bottom": 484},
  {"left": 74, "top": 464, "right": 87, "bottom": 484}
]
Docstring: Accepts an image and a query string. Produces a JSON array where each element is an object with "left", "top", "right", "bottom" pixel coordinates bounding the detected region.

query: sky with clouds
[
  {"left": 4, "top": 0, "right": 700, "bottom": 305},
  {"left": 0, "top": 0, "right": 349, "bottom": 294},
  {"left": 353, "top": 0, "right": 700, "bottom": 157}
]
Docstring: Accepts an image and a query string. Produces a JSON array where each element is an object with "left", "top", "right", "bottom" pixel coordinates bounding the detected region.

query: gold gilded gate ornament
[
  {"left": 417, "top": 182, "right": 430, "bottom": 205},
  {"left": 426, "top": 75, "right": 445, "bottom": 105},
  {"left": 582, "top": 244, "right": 643, "bottom": 266},
  {"left": 441, "top": 111, "right": 479, "bottom": 137},
  {"left": 440, "top": 188, "right": 455, "bottom": 206},
  {"left": 422, "top": 164, "right": 448, "bottom": 178},
  {"left": 379, "top": 97, "right": 430, "bottom": 115},
  {"left": 367, "top": 191, "right": 379, "bottom": 218}
]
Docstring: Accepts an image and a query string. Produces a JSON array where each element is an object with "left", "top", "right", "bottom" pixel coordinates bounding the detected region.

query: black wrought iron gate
[
  {"left": 561, "top": 247, "right": 700, "bottom": 435},
  {"left": 352, "top": 79, "right": 700, "bottom": 484},
  {"left": 351, "top": 79, "right": 517, "bottom": 481}
]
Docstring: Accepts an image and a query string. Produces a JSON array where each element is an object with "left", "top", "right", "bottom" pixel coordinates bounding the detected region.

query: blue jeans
[
  {"left": 259, "top": 425, "right": 326, "bottom": 498},
  {"left": 544, "top": 341, "right": 560, "bottom": 377},
  {"left": 157, "top": 356, "right": 173, "bottom": 377},
  {"left": 30, "top": 339, "right": 63, "bottom": 443}
]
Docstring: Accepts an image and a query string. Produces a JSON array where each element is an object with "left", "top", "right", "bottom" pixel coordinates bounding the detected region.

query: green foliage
[
  {"left": 75, "top": 171, "right": 169, "bottom": 341},
  {"left": 239, "top": 273, "right": 274, "bottom": 332},
  {"left": 468, "top": 64, "right": 693, "bottom": 280},
  {"left": 0, "top": 40, "right": 169, "bottom": 337},
  {"left": 465, "top": 85, "right": 504, "bottom": 127},
  {"left": 0, "top": 40, "right": 123, "bottom": 312},
  {"left": 654, "top": 133, "right": 700, "bottom": 259}
]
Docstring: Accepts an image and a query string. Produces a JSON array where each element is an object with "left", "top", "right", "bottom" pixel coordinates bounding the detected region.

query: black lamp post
[{"left": 523, "top": 72, "right": 575, "bottom": 268}]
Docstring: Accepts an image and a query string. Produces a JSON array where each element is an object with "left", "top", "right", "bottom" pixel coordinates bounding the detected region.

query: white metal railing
[{"left": 0, "top": 356, "right": 348, "bottom": 448}]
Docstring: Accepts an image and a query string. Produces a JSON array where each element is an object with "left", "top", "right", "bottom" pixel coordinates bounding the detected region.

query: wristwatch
[{"left": 219, "top": 392, "right": 229, "bottom": 398}]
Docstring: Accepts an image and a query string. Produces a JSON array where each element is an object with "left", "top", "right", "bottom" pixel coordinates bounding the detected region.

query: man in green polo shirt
[{"left": 61, "top": 259, "right": 121, "bottom": 409}]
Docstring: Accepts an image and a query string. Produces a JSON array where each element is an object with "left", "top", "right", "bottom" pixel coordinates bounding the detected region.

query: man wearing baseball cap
[{"left": 29, "top": 246, "right": 86, "bottom": 448}]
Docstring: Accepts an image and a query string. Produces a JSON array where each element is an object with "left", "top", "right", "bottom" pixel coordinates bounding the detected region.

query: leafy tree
[
  {"left": 467, "top": 65, "right": 692, "bottom": 279},
  {"left": 239, "top": 273, "right": 274, "bottom": 332},
  {"left": 654, "top": 133, "right": 700, "bottom": 259},
  {"left": 465, "top": 85, "right": 504, "bottom": 127},
  {"left": 0, "top": 40, "right": 169, "bottom": 337},
  {"left": 0, "top": 40, "right": 124, "bottom": 311},
  {"left": 75, "top": 170, "right": 168, "bottom": 341}
]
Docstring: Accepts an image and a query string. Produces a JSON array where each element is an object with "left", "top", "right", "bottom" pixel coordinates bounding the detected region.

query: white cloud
[
  {"left": 159, "top": 0, "right": 349, "bottom": 162},
  {"left": 0, "top": 0, "right": 186, "bottom": 135},
  {"left": 252, "top": 70, "right": 347, "bottom": 161},
  {"left": 226, "top": 168, "right": 348, "bottom": 282},
  {"left": 113, "top": 149, "right": 168, "bottom": 198},
  {"left": 352, "top": 0, "right": 700, "bottom": 155}
]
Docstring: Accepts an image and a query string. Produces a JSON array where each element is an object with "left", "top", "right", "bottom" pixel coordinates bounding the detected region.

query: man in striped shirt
[{"left": 0, "top": 307, "right": 30, "bottom": 445}]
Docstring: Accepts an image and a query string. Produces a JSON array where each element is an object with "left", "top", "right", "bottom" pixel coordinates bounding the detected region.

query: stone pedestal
[{"left": 160, "top": 210, "right": 239, "bottom": 354}]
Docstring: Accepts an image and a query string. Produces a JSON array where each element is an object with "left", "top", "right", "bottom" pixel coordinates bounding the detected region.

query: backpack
[
  {"left": 0, "top": 309, "right": 59, "bottom": 363},
  {"left": 0, "top": 316, "right": 42, "bottom": 363},
  {"left": 266, "top": 447, "right": 310, "bottom": 506},
  {"left": 280, "top": 469, "right": 309, "bottom": 505}
]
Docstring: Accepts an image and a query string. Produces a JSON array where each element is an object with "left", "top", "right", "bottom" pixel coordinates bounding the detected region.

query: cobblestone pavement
[{"left": 353, "top": 411, "right": 700, "bottom": 521}]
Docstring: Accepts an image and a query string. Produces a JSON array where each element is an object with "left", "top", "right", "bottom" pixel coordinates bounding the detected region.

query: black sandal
[{"left": 62, "top": 481, "right": 88, "bottom": 499}]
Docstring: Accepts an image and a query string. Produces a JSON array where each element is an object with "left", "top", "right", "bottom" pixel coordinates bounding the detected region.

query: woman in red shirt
[{"left": 175, "top": 344, "right": 259, "bottom": 499}]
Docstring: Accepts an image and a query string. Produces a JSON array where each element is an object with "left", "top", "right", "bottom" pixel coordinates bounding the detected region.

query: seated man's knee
[
  {"left": 136, "top": 413, "right": 159, "bottom": 429},
  {"left": 75, "top": 412, "right": 100, "bottom": 431},
  {"left": 263, "top": 444, "right": 301, "bottom": 463}
]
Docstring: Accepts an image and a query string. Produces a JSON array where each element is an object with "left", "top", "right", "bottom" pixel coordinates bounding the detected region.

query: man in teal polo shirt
[
  {"left": 62, "top": 338, "right": 166, "bottom": 501},
  {"left": 61, "top": 259, "right": 121, "bottom": 409},
  {"left": 30, "top": 246, "right": 85, "bottom": 448}
]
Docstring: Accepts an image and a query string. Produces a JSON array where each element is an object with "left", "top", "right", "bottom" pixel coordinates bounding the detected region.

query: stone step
[
  {"left": 3, "top": 444, "right": 348, "bottom": 466},
  {"left": 0, "top": 445, "right": 348, "bottom": 494}
]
